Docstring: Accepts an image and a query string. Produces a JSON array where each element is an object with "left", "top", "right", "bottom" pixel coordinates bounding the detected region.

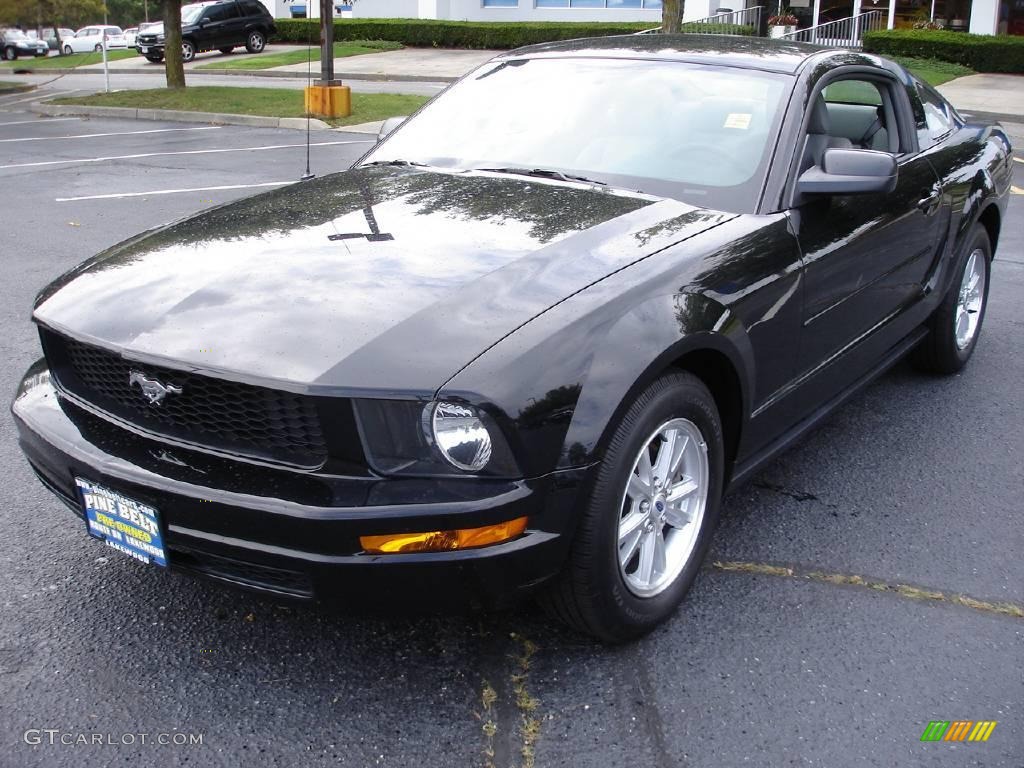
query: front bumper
[{"left": 12, "top": 360, "right": 585, "bottom": 609}]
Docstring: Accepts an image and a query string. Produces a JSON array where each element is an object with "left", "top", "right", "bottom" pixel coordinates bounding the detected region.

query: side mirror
[
  {"left": 797, "top": 148, "right": 897, "bottom": 196},
  {"left": 377, "top": 116, "right": 407, "bottom": 143}
]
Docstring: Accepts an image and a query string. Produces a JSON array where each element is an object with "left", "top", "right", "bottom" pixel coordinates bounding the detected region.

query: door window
[
  {"left": 204, "top": 3, "right": 240, "bottom": 21},
  {"left": 820, "top": 78, "right": 895, "bottom": 153}
]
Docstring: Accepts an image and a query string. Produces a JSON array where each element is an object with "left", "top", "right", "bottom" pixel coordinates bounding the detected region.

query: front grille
[
  {"left": 43, "top": 331, "right": 328, "bottom": 469},
  {"left": 170, "top": 546, "right": 313, "bottom": 598},
  {"left": 138, "top": 34, "right": 158, "bottom": 44}
]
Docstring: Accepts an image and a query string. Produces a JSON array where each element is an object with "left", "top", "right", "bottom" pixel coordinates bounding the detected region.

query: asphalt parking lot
[{"left": 1, "top": 98, "right": 1021, "bottom": 768}]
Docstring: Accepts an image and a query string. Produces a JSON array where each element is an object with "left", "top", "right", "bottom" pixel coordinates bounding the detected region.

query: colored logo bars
[{"left": 920, "top": 721, "right": 997, "bottom": 742}]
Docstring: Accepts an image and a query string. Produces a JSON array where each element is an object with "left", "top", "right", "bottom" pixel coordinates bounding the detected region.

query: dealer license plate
[
  {"left": 139, "top": 46, "right": 148, "bottom": 53},
  {"left": 76, "top": 478, "right": 167, "bottom": 567}
]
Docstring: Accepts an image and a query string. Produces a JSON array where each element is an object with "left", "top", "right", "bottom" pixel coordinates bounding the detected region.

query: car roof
[{"left": 500, "top": 34, "right": 862, "bottom": 75}]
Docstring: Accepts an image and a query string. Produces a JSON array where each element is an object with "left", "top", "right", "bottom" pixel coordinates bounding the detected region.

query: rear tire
[
  {"left": 911, "top": 226, "right": 991, "bottom": 374},
  {"left": 62, "top": 45, "right": 72, "bottom": 56},
  {"left": 539, "top": 372, "right": 724, "bottom": 643},
  {"left": 93, "top": 43, "right": 102, "bottom": 52},
  {"left": 181, "top": 39, "right": 196, "bottom": 62},
  {"left": 244, "top": 30, "right": 266, "bottom": 54}
]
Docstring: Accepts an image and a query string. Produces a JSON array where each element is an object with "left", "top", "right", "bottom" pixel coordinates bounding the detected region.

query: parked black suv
[{"left": 136, "top": 0, "right": 276, "bottom": 63}]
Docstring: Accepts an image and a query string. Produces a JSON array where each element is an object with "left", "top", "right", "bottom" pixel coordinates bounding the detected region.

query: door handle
[{"left": 917, "top": 191, "right": 941, "bottom": 214}]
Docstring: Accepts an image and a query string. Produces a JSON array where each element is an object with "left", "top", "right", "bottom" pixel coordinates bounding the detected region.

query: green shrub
[
  {"left": 272, "top": 19, "right": 753, "bottom": 49},
  {"left": 863, "top": 29, "right": 1024, "bottom": 73}
]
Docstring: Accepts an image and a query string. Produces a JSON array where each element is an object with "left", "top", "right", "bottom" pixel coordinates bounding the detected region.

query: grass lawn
[
  {"left": 53, "top": 86, "right": 429, "bottom": 128},
  {"left": 0, "top": 49, "right": 138, "bottom": 71},
  {"left": 195, "top": 40, "right": 402, "bottom": 71},
  {"left": 894, "top": 56, "right": 975, "bottom": 86}
]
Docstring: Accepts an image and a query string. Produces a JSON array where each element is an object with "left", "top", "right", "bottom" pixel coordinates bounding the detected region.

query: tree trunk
[
  {"left": 662, "top": 0, "right": 683, "bottom": 32},
  {"left": 163, "top": 0, "right": 185, "bottom": 89}
]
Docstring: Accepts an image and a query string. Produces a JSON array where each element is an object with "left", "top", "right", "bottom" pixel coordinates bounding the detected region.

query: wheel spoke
[
  {"left": 666, "top": 477, "right": 699, "bottom": 504},
  {"left": 619, "top": 510, "right": 646, "bottom": 543},
  {"left": 653, "top": 429, "right": 678, "bottom": 483},
  {"left": 638, "top": 531, "right": 656, "bottom": 584},
  {"left": 664, "top": 508, "right": 692, "bottom": 529},
  {"left": 619, "top": 528, "right": 643, "bottom": 568},
  {"left": 627, "top": 472, "right": 652, "bottom": 501},
  {"left": 636, "top": 449, "right": 653, "bottom": 487},
  {"left": 669, "top": 433, "right": 689, "bottom": 478},
  {"left": 652, "top": 531, "right": 667, "bottom": 576}
]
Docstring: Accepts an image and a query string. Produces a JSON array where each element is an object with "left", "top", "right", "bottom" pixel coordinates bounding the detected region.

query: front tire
[
  {"left": 181, "top": 39, "right": 196, "bottom": 62},
  {"left": 3, "top": 46, "right": 16, "bottom": 61},
  {"left": 540, "top": 372, "right": 724, "bottom": 643},
  {"left": 912, "top": 226, "right": 992, "bottom": 374},
  {"left": 93, "top": 43, "right": 102, "bottom": 52},
  {"left": 244, "top": 30, "right": 266, "bottom": 53}
]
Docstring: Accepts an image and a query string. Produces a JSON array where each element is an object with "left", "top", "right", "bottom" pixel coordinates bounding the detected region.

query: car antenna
[{"left": 301, "top": 24, "right": 315, "bottom": 181}]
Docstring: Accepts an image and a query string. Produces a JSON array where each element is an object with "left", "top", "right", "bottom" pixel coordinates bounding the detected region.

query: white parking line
[
  {"left": 0, "top": 116, "right": 82, "bottom": 128},
  {"left": 0, "top": 139, "right": 374, "bottom": 170},
  {"left": 0, "top": 89, "right": 81, "bottom": 108},
  {"left": 56, "top": 181, "right": 293, "bottom": 202},
  {"left": 0, "top": 126, "right": 222, "bottom": 143}
]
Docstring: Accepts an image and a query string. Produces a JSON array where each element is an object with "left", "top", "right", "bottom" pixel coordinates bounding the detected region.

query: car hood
[{"left": 34, "top": 166, "right": 735, "bottom": 396}]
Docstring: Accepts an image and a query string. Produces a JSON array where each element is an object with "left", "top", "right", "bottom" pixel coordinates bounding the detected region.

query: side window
[
  {"left": 915, "top": 81, "right": 953, "bottom": 146},
  {"left": 242, "top": 0, "right": 266, "bottom": 15},
  {"left": 820, "top": 78, "right": 896, "bottom": 154}
]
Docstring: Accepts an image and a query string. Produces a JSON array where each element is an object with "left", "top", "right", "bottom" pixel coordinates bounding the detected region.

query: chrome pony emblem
[{"left": 129, "top": 371, "right": 183, "bottom": 405}]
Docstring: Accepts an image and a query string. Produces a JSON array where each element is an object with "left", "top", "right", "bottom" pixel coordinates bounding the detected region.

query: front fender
[{"left": 560, "top": 291, "right": 753, "bottom": 470}]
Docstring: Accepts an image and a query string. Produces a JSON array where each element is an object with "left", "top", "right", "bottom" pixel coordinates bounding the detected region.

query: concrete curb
[
  {"left": 30, "top": 101, "right": 334, "bottom": 130},
  {"left": 7, "top": 66, "right": 456, "bottom": 83},
  {"left": 0, "top": 83, "right": 35, "bottom": 94}
]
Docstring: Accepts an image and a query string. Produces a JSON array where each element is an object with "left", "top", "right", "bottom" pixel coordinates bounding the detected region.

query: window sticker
[{"left": 724, "top": 113, "right": 752, "bottom": 130}]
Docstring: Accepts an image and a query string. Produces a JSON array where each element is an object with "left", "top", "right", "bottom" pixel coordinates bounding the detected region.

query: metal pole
[
  {"left": 319, "top": 0, "right": 335, "bottom": 85},
  {"left": 145, "top": 0, "right": 149, "bottom": 23},
  {"left": 102, "top": 35, "right": 109, "bottom": 93}
]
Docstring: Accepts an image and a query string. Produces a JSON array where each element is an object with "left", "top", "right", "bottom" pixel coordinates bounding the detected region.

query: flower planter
[{"left": 769, "top": 24, "right": 796, "bottom": 38}]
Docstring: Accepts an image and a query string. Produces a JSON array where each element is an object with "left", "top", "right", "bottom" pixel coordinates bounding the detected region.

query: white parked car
[
  {"left": 61, "top": 26, "right": 127, "bottom": 55},
  {"left": 124, "top": 27, "right": 138, "bottom": 47}
]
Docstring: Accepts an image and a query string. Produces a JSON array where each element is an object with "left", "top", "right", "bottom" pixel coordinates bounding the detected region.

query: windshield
[
  {"left": 5, "top": 29, "right": 27, "bottom": 40},
  {"left": 362, "top": 57, "right": 791, "bottom": 212},
  {"left": 182, "top": 4, "right": 208, "bottom": 23}
]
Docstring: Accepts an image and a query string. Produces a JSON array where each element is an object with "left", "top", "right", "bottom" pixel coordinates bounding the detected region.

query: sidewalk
[
  {"left": 937, "top": 74, "right": 1024, "bottom": 139},
  {"left": 70, "top": 45, "right": 498, "bottom": 83}
]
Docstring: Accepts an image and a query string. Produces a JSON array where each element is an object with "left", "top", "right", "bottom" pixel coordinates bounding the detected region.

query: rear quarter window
[{"left": 915, "top": 79, "right": 956, "bottom": 146}]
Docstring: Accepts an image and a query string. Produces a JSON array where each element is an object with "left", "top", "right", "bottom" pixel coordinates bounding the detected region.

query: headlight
[
  {"left": 429, "top": 402, "right": 492, "bottom": 472},
  {"left": 157, "top": 34, "right": 165, "bottom": 42},
  {"left": 353, "top": 399, "right": 518, "bottom": 477}
]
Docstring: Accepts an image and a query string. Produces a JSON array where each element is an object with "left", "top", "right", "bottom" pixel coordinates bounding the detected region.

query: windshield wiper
[{"left": 471, "top": 167, "right": 608, "bottom": 187}]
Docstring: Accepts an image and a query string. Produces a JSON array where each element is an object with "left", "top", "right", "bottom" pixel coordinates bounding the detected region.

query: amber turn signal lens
[{"left": 360, "top": 517, "right": 528, "bottom": 554}]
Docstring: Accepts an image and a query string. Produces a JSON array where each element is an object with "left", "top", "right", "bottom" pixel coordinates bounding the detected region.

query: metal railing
[
  {"left": 778, "top": 10, "right": 885, "bottom": 48},
  {"left": 634, "top": 5, "right": 763, "bottom": 35},
  {"left": 686, "top": 5, "right": 763, "bottom": 33}
]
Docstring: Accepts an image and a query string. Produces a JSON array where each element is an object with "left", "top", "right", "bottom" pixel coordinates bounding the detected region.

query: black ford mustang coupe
[{"left": 13, "top": 36, "right": 1011, "bottom": 642}]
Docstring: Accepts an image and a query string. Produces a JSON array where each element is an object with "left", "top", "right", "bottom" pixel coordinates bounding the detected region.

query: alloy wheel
[
  {"left": 954, "top": 248, "right": 987, "bottom": 350},
  {"left": 617, "top": 418, "right": 709, "bottom": 598}
]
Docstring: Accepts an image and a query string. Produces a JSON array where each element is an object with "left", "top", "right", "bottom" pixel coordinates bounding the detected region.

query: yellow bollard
[{"left": 304, "top": 84, "right": 352, "bottom": 119}]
